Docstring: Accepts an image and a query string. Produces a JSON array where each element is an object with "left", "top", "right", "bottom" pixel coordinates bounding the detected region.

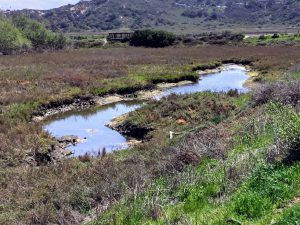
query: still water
[{"left": 44, "top": 65, "right": 249, "bottom": 156}]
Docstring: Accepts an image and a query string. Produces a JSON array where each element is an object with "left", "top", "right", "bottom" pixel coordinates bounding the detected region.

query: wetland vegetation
[{"left": 0, "top": 40, "right": 300, "bottom": 225}]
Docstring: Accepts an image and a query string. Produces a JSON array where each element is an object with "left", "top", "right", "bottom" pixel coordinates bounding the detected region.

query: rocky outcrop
[
  {"left": 114, "top": 123, "right": 153, "bottom": 140},
  {"left": 108, "top": 115, "right": 153, "bottom": 140},
  {"left": 32, "top": 96, "right": 96, "bottom": 122}
]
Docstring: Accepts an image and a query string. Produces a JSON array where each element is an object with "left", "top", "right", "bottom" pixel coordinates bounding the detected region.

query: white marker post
[{"left": 169, "top": 131, "right": 174, "bottom": 139}]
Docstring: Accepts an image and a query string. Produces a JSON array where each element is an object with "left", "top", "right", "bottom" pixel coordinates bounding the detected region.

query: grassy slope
[
  {"left": 12, "top": 0, "right": 300, "bottom": 34},
  {"left": 1, "top": 46, "right": 300, "bottom": 224},
  {"left": 92, "top": 90, "right": 300, "bottom": 225}
]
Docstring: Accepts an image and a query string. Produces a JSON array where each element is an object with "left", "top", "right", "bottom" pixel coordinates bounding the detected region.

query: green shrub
[
  {"left": 5, "top": 102, "right": 40, "bottom": 122},
  {"left": 130, "top": 29, "right": 176, "bottom": 47},
  {"left": 46, "top": 32, "right": 66, "bottom": 49},
  {"left": 231, "top": 162, "right": 300, "bottom": 220},
  {"left": 259, "top": 35, "right": 267, "bottom": 40}
]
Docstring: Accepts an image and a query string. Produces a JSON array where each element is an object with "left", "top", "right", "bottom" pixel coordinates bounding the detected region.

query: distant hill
[{"left": 4, "top": 0, "right": 300, "bottom": 33}]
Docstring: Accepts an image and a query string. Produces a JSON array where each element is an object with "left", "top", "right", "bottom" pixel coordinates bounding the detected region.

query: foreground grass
[{"left": 92, "top": 100, "right": 300, "bottom": 225}]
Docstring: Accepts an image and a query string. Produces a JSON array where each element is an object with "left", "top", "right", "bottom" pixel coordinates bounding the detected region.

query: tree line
[{"left": 0, "top": 16, "right": 66, "bottom": 54}]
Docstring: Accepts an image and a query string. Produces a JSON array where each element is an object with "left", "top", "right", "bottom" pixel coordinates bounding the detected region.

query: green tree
[
  {"left": 13, "top": 16, "right": 66, "bottom": 50},
  {"left": 0, "top": 18, "right": 30, "bottom": 54}
]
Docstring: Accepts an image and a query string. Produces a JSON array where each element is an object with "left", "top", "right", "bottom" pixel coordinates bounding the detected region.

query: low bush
[
  {"left": 259, "top": 35, "right": 267, "bottom": 40},
  {"left": 267, "top": 103, "right": 300, "bottom": 163},
  {"left": 252, "top": 80, "right": 300, "bottom": 107},
  {"left": 130, "top": 29, "right": 176, "bottom": 48},
  {"left": 272, "top": 33, "right": 280, "bottom": 39}
]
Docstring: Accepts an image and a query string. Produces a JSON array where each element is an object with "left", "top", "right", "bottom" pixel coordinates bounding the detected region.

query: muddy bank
[
  {"left": 32, "top": 96, "right": 96, "bottom": 122},
  {"left": 107, "top": 114, "right": 153, "bottom": 141},
  {"left": 25, "top": 135, "right": 83, "bottom": 166}
]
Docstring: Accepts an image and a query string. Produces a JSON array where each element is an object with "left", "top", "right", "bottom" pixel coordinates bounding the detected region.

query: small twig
[{"left": 226, "top": 218, "right": 243, "bottom": 225}]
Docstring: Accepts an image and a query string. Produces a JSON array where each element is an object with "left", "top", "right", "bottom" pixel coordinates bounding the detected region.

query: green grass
[
  {"left": 129, "top": 64, "right": 199, "bottom": 83},
  {"left": 68, "top": 34, "right": 107, "bottom": 49},
  {"left": 229, "top": 163, "right": 300, "bottom": 223},
  {"left": 289, "top": 72, "right": 300, "bottom": 80},
  {"left": 275, "top": 203, "right": 300, "bottom": 225},
  {"left": 5, "top": 102, "right": 41, "bottom": 121}
]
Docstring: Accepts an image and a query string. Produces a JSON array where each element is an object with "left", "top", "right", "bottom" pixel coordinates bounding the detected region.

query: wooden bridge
[{"left": 108, "top": 32, "right": 133, "bottom": 41}]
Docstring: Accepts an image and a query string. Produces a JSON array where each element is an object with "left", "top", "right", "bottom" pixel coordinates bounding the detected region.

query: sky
[{"left": 0, "top": 0, "right": 80, "bottom": 10}]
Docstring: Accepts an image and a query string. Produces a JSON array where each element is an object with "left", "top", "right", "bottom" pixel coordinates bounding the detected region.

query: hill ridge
[{"left": 4, "top": 0, "right": 300, "bottom": 32}]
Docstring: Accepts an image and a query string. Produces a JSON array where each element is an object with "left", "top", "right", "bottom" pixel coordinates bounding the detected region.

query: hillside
[{"left": 4, "top": 0, "right": 300, "bottom": 33}]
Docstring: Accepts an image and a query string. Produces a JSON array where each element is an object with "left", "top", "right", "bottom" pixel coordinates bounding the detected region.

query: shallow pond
[
  {"left": 44, "top": 64, "right": 249, "bottom": 156},
  {"left": 44, "top": 101, "right": 141, "bottom": 156}
]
